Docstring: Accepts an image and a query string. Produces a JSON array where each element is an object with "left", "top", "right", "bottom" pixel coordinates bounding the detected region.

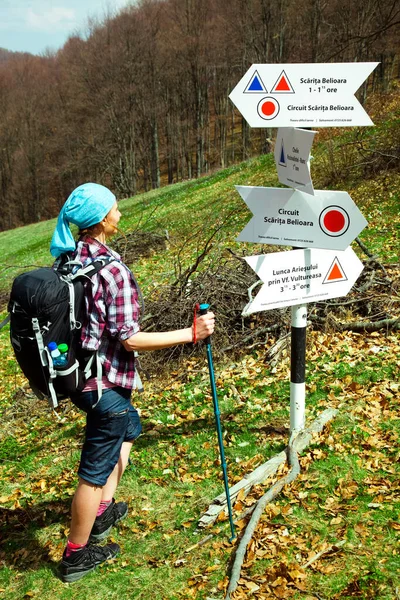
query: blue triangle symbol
[
  {"left": 280, "top": 142, "right": 286, "bottom": 166},
  {"left": 248, "top": 76, "right": 264, "bottom": 92}
]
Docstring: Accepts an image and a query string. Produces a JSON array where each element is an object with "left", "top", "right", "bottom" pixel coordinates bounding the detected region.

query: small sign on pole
[
  {"left": 242, "top": 247, "right": 364, "bottom": 315},
  {"left": 236, "top": 186, "right": 368, "bottom": 251},
  {"left": 274, "top": 127, "right": 317, "bottom": 195}
]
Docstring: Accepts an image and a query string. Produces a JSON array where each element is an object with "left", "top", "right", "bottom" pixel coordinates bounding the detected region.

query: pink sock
[
  {"left": 97, "top": 499, "right": 112, "bottom": 517},
  {"left": 65, "top": 539, "right": 87, "bottom": 558}
]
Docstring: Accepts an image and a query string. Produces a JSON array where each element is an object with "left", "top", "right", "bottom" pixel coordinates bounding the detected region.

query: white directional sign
[
  {"left": 229, "top": 63, "right": 378, "bottom": 128},
  {"left": 236, "top": 186, "right": 368, "bottom": 251},
  {"left": 274, "top": 128, "right": 316, "bottom": 195},
  {"left": 242, "top": 247, "right": 364, "bottom": 314}
]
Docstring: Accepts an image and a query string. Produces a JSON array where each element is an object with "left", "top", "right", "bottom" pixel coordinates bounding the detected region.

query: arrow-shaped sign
[
  {"left": 229, "top": 62, "right": 378, "bottom": 128},
  {"left": 242, "top": 247, "right": 363, "bottom": 314},
  {"left": 236, "top": 186, "right": 368, "bottom": 251},
  {"left": 274, "top": 128, "right": 317, "bottom": 195}
]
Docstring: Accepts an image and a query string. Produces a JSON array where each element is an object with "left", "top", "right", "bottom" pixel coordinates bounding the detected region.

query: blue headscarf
[{"left": 50, "top": 183, "right": 116, "bottom": 257}]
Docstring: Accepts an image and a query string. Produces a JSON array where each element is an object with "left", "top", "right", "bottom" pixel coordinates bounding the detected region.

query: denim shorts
[{"left": 71, "top": 386, "right": 142, "bottom": 487}]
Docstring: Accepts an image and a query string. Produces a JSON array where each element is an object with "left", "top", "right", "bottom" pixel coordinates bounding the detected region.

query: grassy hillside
[
  {"left": 0, "top": 81, "right": 399, "bottom": 294},
  {"left": 0, "top": 84, "right": 399, "bottom": 600},
  {"left": 0, "top": 154, "right": 276, "bottom": 296}
]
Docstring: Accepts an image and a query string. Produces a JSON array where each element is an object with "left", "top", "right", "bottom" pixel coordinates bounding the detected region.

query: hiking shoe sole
[{"left": 61, "top": 565, "right": 96, "bottom": 583}]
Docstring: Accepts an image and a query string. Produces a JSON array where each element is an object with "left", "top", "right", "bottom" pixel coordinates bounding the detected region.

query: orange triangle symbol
[
  {"left": 327, "top": 262, "right": 343, "bottom": 281},
  {"left": 275, "top": 75, "right": 291, "bottom": 91},
  {"left": 271, "top": 70, "right": 294, "bottom": 93},
  {"left": 323, "top": 258, "right": 348, "bottom": 284}
]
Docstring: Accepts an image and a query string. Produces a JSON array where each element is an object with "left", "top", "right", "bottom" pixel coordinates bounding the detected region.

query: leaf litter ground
[{"left": 0, "top": 329, "right": 398, "bottom": 599}]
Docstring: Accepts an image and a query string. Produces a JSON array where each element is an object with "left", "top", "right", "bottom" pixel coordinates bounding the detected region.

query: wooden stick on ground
[
  {"left": 197, "top": 408, "right": 337, "bottom": 530},
  {"left": 302, "top": 539, "right": 346, "bottom": 568},
  {"left": 184, "top": 534, "right": 213, "bottom": 554},
  {"left": 225, "top": 433, "right": 300, "bottom": 600}
]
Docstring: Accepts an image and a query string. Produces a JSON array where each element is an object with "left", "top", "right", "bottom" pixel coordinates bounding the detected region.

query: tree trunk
[{"left": 151, "top": 117, "right": 160, "bottom": 189}]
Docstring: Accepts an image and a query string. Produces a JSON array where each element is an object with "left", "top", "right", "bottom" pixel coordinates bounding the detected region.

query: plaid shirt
[{"left": 73, "top": 236, "right": 140, "bottom": 390}]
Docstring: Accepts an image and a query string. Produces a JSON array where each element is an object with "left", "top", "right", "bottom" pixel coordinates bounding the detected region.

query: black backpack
[{"left": 7, "top": 255, "right": 114, "bottom": 408}]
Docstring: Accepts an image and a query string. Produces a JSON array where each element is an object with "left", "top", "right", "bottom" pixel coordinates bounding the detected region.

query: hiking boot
[
  {"left": 59, "top": 541, "right": 120, "bottom": 583},
  {"left": 89, "top": 499, "right": 128, "bottom": 542}
]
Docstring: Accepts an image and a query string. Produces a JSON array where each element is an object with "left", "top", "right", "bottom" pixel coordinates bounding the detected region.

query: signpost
[
  {"left": 274, "top": 127, "right": 316, "bottom": 195},
  {"left": 229, "top": 62, "right": 378, "bottom": 128},
  {"left": 236, "top": 186, "right": 368, "bottom": 251},
  {"left": 229, "top": 61, "right": 376, "bottom": 435}
]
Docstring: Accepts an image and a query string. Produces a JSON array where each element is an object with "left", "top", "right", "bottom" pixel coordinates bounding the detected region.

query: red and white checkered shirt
[{"left": 73, "top": 236, "right": 141, "bottom": 390}]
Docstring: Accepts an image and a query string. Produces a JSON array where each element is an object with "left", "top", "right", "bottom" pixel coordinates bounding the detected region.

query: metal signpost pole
[
  {"left": 290, "top": 303, "right": 307, "bottom": 432},
  {"left": 290, "top": 127, "right": 310, "bottom": 433}
]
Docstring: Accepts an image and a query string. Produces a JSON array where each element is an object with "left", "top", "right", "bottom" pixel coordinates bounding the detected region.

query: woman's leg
[
  {"left": 66, "top": 441, "right": 133, "bottom": 546},
  {"left": 100, "top": 440, "right": 133, "bottom": 501},
  {"left": 69, "top": 478, "right": 103, "bottom": 544}
]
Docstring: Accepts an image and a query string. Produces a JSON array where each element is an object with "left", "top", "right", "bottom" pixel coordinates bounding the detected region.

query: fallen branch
[
  {"left": 197, "top": 408, "right": 337, "bottom": 530},
  {"left": 335, "top": 316, "right": 400, "bottom": 332},
  {"left": 309, "top": 315, "right": 400, "bottom": 332},
  {"left": 197, "top": 452, "right": 288, "bottom": 529},
  {"left": 223, "top": 409, "right": 337, "bottom": 599},
  {"left": 184, "top": 534, "right": 213, "bottom": 554},
  {"left": 355, "top": 237, "right": 390, "bottom": 279},
  {"left": 322, "top": 294, "right": 378, "bottom": 307},
  {"left": 302, "top": 539, "right": 346, "bottom": 568},
  {"left": 225, "top": 433, "right": 300, "bottom": 600},
  {"left": 265, "top": 333, "right": 290, "bottom": 368},
  {"left": 221, "top": 324, "right": 281, "bottom": 352},
  {"left": 0, "top": 263, "right": 45, "bottom": 272}
]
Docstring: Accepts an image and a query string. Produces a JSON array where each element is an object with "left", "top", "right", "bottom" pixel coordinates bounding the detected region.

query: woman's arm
[{"left": 120, "top": 312, "right": 215, "bottom": 352}]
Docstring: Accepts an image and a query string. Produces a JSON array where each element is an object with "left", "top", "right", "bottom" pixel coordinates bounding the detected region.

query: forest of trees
[{"left": 0, "top": 0, "right": 399, "bottom": 231}]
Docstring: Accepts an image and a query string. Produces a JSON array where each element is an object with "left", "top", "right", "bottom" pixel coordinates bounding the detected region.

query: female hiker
[{"left": 49, "top": 182, "right": 215, "bottom": 582}]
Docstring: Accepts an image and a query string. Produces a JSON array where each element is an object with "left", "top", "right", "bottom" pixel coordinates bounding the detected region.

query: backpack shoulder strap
[
  {"left": 69, "top": 255, "right": 115, "bottom": 281},
  {"left": 58, "top": 257, "right": 115, "bottom": 330},
  {"left": 130, "top": 270, "right": 145, "bottom": 324}
]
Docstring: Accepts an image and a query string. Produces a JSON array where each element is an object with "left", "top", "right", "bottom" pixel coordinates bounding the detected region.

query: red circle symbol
[
  {"left": 323, "top": 210, "right": 345, "bottom": 232},
  {"left": 261, "top": 101, "right": 276, "bottom": 117},
  {"left": 257, "top": 97, "right": 280, "bottom": 120},
  {"left": 319, "top": 206, "right": 350, "bottom": 237}
]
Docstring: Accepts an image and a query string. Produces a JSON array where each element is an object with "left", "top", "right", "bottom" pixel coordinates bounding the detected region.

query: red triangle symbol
[
  {"left": 271, "top": 70, "right": 294, "bottom": 93},
  {"left": 275, "top": 75, "right": 291, "bottom": 91},
  {"left": 323, "top": 258, "right": 348, "bottom": 284},
  {"left": 327, "top": 262, "right": 344, "bottom": 281}
]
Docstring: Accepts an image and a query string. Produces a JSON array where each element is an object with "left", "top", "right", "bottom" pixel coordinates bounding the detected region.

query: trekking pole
[{"left": 199, "top": 303, "right": 236, "bottom": 541}]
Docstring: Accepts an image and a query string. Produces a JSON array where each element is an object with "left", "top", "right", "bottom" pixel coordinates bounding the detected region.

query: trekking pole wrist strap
[{"left": 192, "top": 303, "right": 200, "bottom": 344}]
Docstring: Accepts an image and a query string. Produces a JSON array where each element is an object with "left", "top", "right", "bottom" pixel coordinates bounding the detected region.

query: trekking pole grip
[{"left": 199, "top": 303, "right": 211, "bottom": 345}]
